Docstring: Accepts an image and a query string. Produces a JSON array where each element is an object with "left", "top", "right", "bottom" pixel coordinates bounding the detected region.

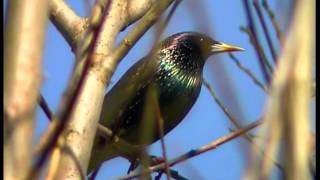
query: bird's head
[{"left": 164, "top": 32, "right": 244, "bottom": 59}]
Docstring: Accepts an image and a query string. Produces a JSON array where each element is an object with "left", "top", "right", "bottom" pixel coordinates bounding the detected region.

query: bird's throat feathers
[{"left": 156, "top": 46, "right": 203, "bottom": 90}]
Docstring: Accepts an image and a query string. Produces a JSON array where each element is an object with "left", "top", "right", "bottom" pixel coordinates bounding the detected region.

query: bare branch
[
  {"left": 228, "top": 53, "right": 267, "bottom": 92},
  {"left": 246, "top": 0, "right": 314, "bottom": 179},
  {"left": 118, "top": 120, "right": 262, "bottom": 180},
  {"left": 124, "top": 0, "right": 156, "bottom": 29},
  {"left": 49, "top": 1, "right": 128, "bottom": 179},
  {"left": 101, "top": 0, "right": 174, "bottom": 78},
  {"left": 49, "top": 0, "right": 155, "bottom": 51},
  {"left": 241, "top": 1, "right": 273, "bottom": 84},
  {"left": 50, "top": 0, "right": 88, "bottom": 50},
  {"left": 261, "top": 0, "right": 284, "bottom": 43},
  {"left": 4, "top": 0, "right": 50, "bottom": 179},
  {"left": 239, "top": 26, "right": 272, "bottom": 83},
  {"left": 253, "top": 0, "right": 278, "bottom": 63},
  {"left": 203, "top": 80, "right": 284, "bottom": 173}
]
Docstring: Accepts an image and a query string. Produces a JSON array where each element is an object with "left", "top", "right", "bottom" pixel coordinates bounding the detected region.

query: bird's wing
[
  {"left": 99, "top": 55, "right": 159, "bottom": 134},
  {"left": 89, "top": 58, "right": 158, "bottom": 173}
]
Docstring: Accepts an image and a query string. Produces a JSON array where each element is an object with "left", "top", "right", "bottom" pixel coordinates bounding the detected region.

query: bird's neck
[{"left": 157, "top": 48, "right": 204, "bottom": 89}]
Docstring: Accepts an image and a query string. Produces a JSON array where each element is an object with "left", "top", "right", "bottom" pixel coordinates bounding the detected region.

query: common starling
[{"left": 88, "top": 32, "right": 244, "bottom": 172}]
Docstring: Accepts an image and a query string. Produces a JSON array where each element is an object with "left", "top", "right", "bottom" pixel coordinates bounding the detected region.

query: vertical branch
[
  {"left": 150, "top": 85, "right": 171, "bottom": 180},
  {"left": 4, "top": 0, "right": 50, "bottom": 179},
  {"left": 261, "top": 0, "right": 284, "bottom": 43},
  {"left": 87, "top": 0, "right": 175, "bottom": 175},
  {"left": 149, "top": 2, "right": 182, "bottom": 179},
  {"left": 253, "top": 0, "right": 278, "bottom": 63},
  {"left": 241, "top": 0, "right": 272, "bottom": 84},
  {"left": 50, "top": 1, "right": 123, "bottom": 179},
  {"left": 246, "top": 0, "right": 314, "bottom": 179}
]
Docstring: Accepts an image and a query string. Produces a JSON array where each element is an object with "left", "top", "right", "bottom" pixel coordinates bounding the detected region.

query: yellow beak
[{"left": 211, "top": 42, "right": 245, "bottom": 53}]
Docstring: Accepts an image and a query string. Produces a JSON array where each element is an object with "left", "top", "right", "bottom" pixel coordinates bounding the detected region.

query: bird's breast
[{"left": 155, "top": 62, "right": 203, "bottom": 134}]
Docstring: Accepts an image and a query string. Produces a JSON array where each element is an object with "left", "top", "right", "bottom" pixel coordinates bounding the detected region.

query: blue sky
[{"left": 23, "top": 0, "right": 310, "bottom": 179}]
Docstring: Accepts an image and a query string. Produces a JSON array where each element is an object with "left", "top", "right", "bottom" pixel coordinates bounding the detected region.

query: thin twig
[
  {"left": 261, "top": 0, "right": 284, "bottom": 43},
  {"left": 203, "top": 80, "right": 245, "bottom": 129},
  {"left": 253, "top": 0, "right": 278, "bottom": 63},
  {"left": 203, "top": 80, "right": 284, "bottom": 172},
  {"left": 228, "top": 53, "right": 268, "bottom": 92},
  {"left": 241, "top": 0, "right": 272, "bottom": 84},
  {"left": 240, "top": 26, "right": 272, "bottom": 83},
  {"left": 152, "top": 89, "right": 171, "bottom": 180},
  {"left": 151, "top": 1, "right": 182, "bottom": 179},
  {"left": 118, "top": 120, "right": 263, "bottom": 180}
]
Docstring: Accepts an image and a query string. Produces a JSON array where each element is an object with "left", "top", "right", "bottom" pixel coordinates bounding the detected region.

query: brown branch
[
  {"left": 203, "top": 80, "right": 284, "bottom": 172},
  {"left": 241, "top": 1, "right": 272, "bottom": 84},
  {"left": 203, "top": 80, "right": 246, "bottom": 129},
  {"left": 253, "top": 0, "right": 278, "bottom": 63},
  {"left": 261, "top": 0, "right": 284, "bottom": 43},
  {"left": 228, "top": 53, "right": 267, "bottom": 92},
  {"left": 118, "top": 120, "right": 263, "bottom": 180},
  {"left": 240, "top": 26, "right": 272, "bottom": 83}
]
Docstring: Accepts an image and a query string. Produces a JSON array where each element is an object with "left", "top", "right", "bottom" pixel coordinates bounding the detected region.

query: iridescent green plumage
[{"left": 88, "top": 32, "right": 244, "bottom": 173}]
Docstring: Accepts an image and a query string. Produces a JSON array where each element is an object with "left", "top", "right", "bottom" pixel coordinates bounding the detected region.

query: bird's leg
[
  {"left": 127, "top": 155, "right": 164, "bottom": 174},
  {"left": 127, "top": 158, "right": 140, "bottom": 174}
]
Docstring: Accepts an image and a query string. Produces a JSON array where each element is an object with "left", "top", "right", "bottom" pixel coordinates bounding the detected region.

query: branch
[
  {"left": 228, "top": 53, "right": 267, "bottom": 92},
  {"left": 240, "top": 26, "right": 272, "bottom": 83},
  {"left": 48, "top": 1, "right": 128, "bottom": 179},
  {"left": 261, "top": 0, "right": 284, "bottom": 43},
  {"left": 50, "top": 0, "right": 88, "bottom": 50},
  {"left": 203, "top": 80, "right": 283, "bottom": 172},
  {"left": 49, "top": 0, "right": 155, "bottom": 51},
  {"left": 241, "top": 1, "right": 272, "bottom": 84},
  {"left": 86, "top": 0, "right": 175, "bottom": 173},
  {"left": 101, "top": 0, "right": 174, "bottom": 77},
  {"left": 246, "top": 0, "right": 314, "bottom": 178},
  {"left": 253, "top": 0, "right": 278, "bottom": 63},
  {"left": 118, "top": 120, "right": 263, "bottom": 180},
  {"left": 29, "top": 1, "right": 127, "bottom": 178},
  {"left": 4, "top": 0, "right": 50, "bottom": 179}
]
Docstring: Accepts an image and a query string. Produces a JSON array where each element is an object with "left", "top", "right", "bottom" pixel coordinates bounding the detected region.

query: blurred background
[{"left": 4, "top": 0, "right": 313, "bottom": 179}]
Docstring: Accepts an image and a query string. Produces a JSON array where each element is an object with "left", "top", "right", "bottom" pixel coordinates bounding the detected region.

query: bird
[{"left": 88, "top": 32, "right": 244, "bottom": 173}]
